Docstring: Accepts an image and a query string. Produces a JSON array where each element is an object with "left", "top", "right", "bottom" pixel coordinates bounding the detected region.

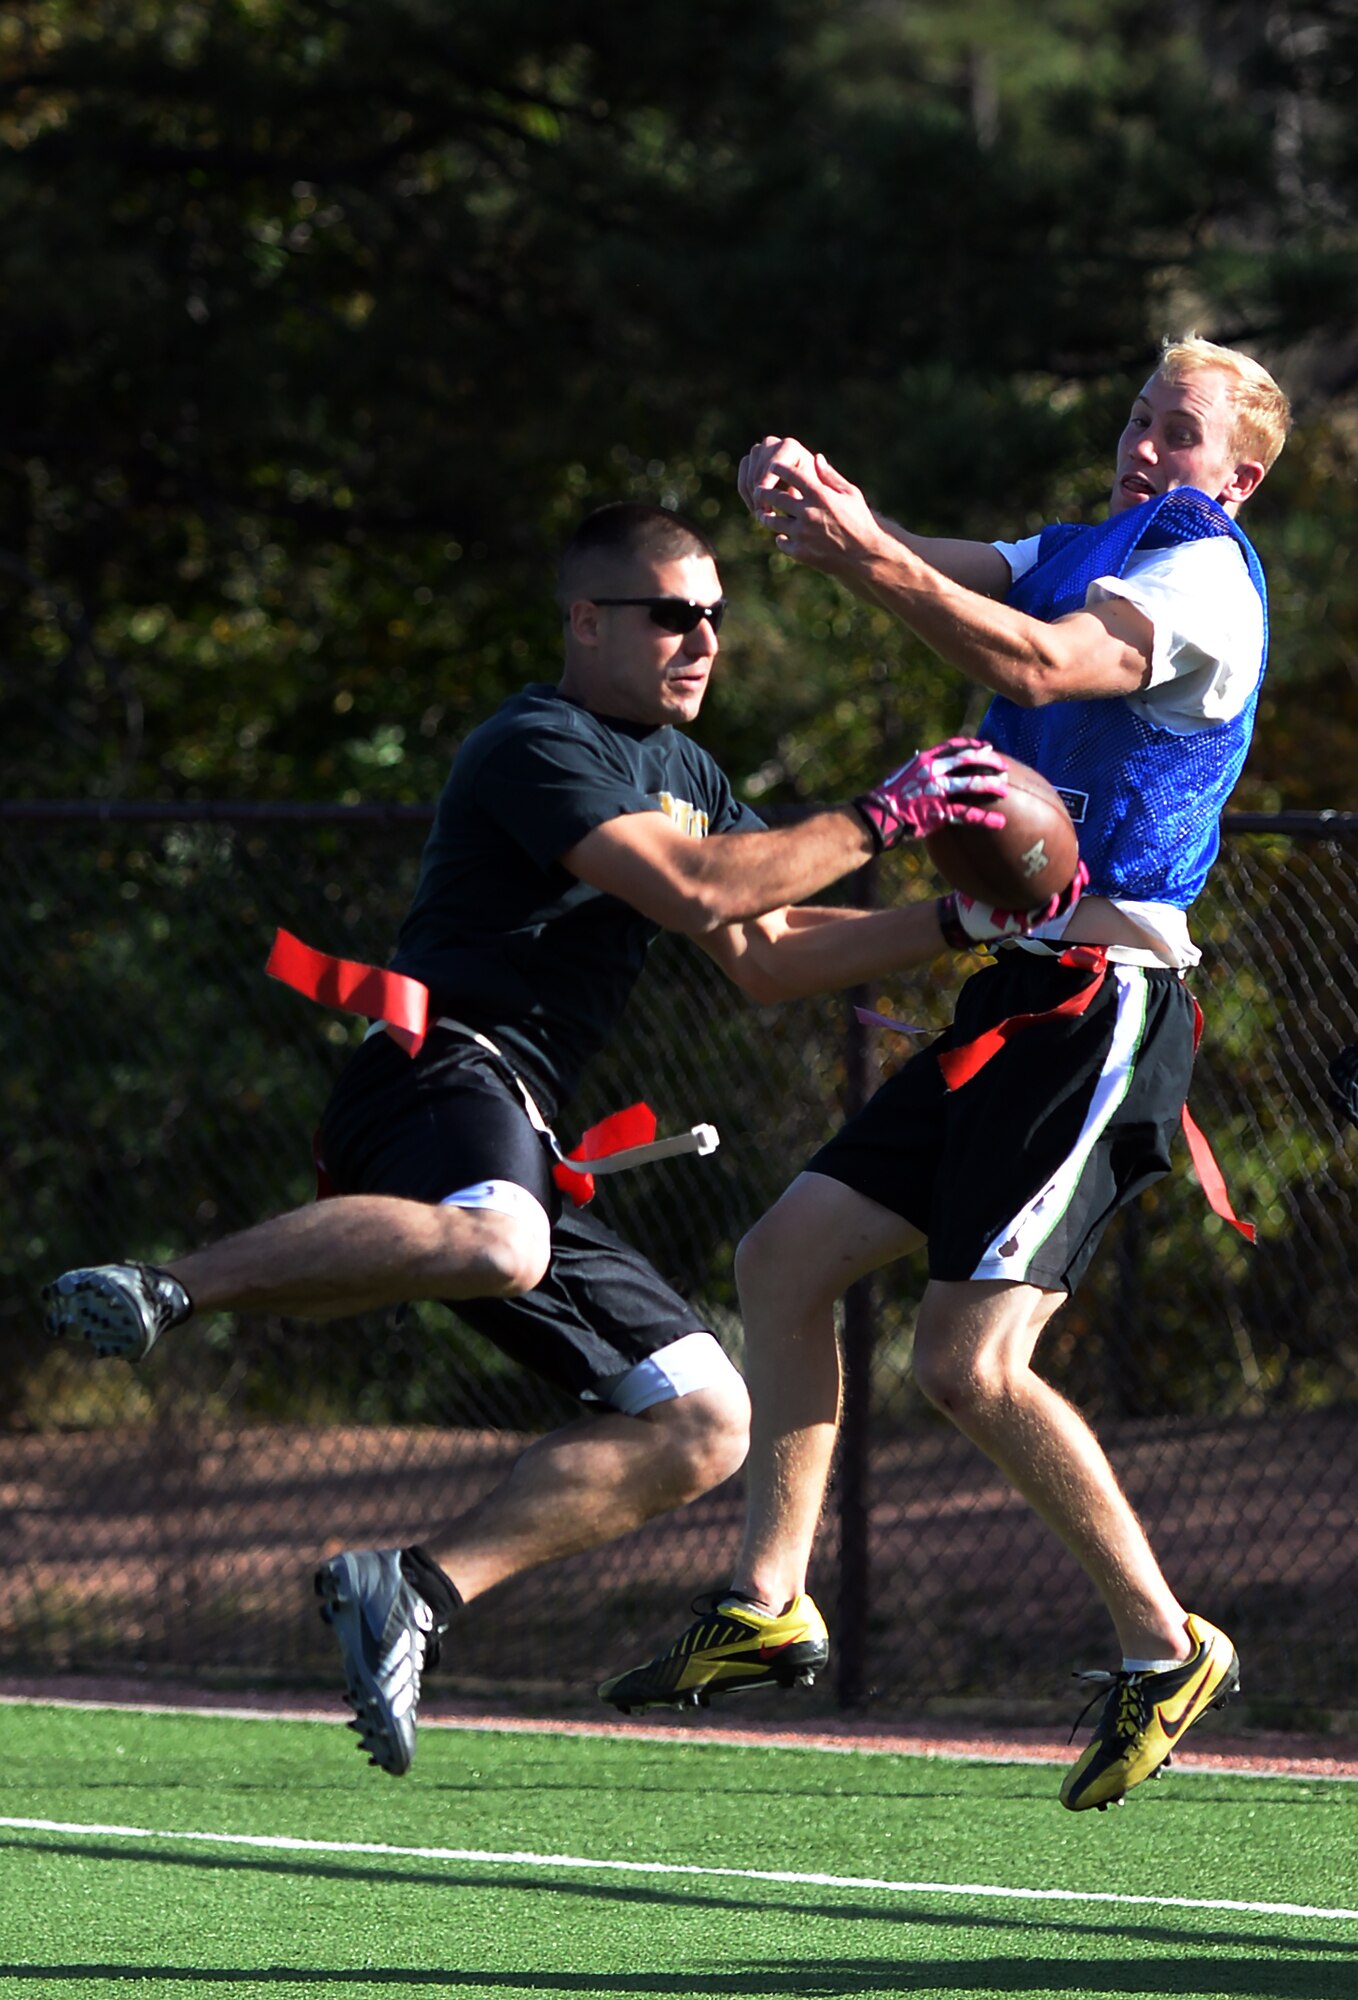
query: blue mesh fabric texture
[{"left": 983, "top": 490, "right": 1267, "bottom": 908}]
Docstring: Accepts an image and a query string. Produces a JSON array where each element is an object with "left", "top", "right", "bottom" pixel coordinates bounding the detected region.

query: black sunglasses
[{"left": 592, "top": 596, "right": 727, "bottom": 635}]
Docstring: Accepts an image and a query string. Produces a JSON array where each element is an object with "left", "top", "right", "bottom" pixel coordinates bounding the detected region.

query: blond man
[{"left": 602, "top": 340, "right": 1292, "bottom": 1814}]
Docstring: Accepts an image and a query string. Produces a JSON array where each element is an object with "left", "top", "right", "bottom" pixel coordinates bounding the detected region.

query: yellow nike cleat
[
  {"left": 1060, "top": 1612, "right": 1240, "bottom": 1812},
  {"left": 598, "top": 1593, "right": 830, "bottom": 1714}
]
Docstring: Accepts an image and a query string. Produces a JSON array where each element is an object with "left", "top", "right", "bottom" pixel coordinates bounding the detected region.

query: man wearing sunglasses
[{"left": 44, "top": 500, "right": 1043, "bottom": 1780}]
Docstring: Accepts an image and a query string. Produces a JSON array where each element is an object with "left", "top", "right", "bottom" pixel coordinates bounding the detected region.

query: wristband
[{"left": 850, "top": 795, "right": 888, "bottom": 853}]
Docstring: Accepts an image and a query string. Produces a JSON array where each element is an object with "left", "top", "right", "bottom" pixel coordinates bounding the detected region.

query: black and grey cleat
[
  {"left": 43, "top": 1261, "right": 193, "bottom": 1361},
  {"left": 315, "top": 1548, "right": 449, "bottom": 1776}
]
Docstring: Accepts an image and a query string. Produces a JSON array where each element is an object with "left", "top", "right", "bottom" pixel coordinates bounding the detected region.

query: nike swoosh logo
[
  {"left": 758, "top": 1640, "right": 799, "bottom": 1659},
  {"left": 1154, "top": 1659, "right": 1216, "bottom": 1739}
]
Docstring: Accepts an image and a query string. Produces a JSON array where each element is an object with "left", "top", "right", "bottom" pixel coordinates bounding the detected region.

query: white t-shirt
[{"left": 989, "top": 531, "right": 1265, "bottom": 965}]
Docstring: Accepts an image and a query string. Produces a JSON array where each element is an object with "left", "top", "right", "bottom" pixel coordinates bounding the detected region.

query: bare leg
[
  {"left": 322, "top": 1371, "right": 750, "bottom": 1767},
  {"left": 428, "top": 1381, "right": 752, "bottom": 1602},
  {"left": 730, "top": 1172, "right": 922, "bottom": 1610},
  {"left": 163, "top": 1194, "right": 551, "bottom": 1321},
  {"left": 912, "top": 1279, "right": 1190, "bottom": 1662}
]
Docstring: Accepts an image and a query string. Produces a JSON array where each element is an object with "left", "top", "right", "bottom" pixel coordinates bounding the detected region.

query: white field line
[
  {"left": 2, "top": 1814, "right": 1356, "bottom": 1924},
  {"left": 2, "top": 1693, "right": 1357, "bottom": 1784}
]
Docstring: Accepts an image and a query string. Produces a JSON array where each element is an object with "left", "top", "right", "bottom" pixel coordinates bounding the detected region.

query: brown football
[{"left": 925, "top": 753, "right": 1079, "bottom": 907}]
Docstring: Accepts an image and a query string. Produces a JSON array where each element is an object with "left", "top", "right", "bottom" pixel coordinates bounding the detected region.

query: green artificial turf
[{"left": 0, "top": 1702, "right": 1353, "bottom": 1998}]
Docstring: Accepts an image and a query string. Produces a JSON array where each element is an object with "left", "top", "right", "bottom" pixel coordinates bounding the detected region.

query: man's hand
[
  {"left": 937, "top": 860, "right": 1090, "bottom": 948},
  {"left": 737, "top": 436, "right": 817, "bottom": 518},
  {"left": 745, "top": 450, "right": 887, "bottom": 574},
  {"left": 853, "top": 738, "right": 1009, "bottom": 853}
]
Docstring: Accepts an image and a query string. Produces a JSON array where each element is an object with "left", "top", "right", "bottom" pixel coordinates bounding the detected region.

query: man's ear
[
  {"left": 1221, "top": 458, "right": 1267, "bottom": 507},
  {"left": 568, "top": 599, "right": 600, "bottom": 645}
]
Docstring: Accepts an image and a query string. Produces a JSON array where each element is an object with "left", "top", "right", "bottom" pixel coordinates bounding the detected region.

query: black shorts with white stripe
[{"left": 807, "top": 950, "right": 1196, "bottom": 1293}]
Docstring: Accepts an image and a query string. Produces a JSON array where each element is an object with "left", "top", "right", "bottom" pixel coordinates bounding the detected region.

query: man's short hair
[
  {"left": 1159, "top": 334, "right": 1292, "bottom": 472},
  {"left": 557, "top": 504, "right": 718, "bottom": 613}
]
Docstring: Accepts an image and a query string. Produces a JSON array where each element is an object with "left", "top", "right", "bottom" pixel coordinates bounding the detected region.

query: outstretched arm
[
  {"left": 697, "top": 899, "right": 954, "bottom": 1002},
  {"left": 563, "top": 804, "right": 874, "bottom": 936},
  {"left": 561, "top": 741, "right": 1007, "bottom": 936},
  {"left": 697, "top": 863, "right": 1089, "bottom": 1004},
  {"left": 745, "top": 443, "right": 1155, "bottom": 706}
]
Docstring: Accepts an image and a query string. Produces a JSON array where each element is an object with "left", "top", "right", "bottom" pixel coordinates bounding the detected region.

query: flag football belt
[
  {"left": 862, "top": 945, "right": 1254, "bottom": 1243},
  {"left": 265, "top": 927, "right": 718, "bottom": 1205}
]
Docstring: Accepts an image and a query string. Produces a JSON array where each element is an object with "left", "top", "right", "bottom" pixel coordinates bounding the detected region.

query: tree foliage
[{"left": 2, "top": 0, "right": 1356, "bottom": 809}]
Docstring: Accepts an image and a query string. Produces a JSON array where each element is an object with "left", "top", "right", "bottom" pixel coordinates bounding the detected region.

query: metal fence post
[{"left": 835, "top": 857, "right": 878, "bottom": 1709}]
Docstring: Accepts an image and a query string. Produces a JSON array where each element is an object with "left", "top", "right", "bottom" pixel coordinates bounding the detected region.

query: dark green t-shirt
[{"left": 390, "top": 684, "right": 765, "bottom": 1112}]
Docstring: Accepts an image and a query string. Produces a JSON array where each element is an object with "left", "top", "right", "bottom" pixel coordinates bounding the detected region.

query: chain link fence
[{"left": 1, "top": 804, "right": 1355, "bottom": 1723}]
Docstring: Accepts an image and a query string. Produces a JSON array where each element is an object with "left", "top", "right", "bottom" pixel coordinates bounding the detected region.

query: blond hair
[{"left": 1159, "top": 334, "right": 1292, "bottom": 472}]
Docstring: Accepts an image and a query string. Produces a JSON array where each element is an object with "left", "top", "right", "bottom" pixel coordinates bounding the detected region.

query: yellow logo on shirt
[{"left": 656, "top": 792, "right": 710, "bottom": 838}]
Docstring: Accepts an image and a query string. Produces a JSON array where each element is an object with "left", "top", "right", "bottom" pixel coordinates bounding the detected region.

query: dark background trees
[{"left": 2, "top": 0, "right": 1356, "bottom": 811}]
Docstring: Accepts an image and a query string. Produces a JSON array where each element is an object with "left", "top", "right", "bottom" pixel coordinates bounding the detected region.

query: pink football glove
[
  {"left": 853, "top": 737, "right": 1008, "bottom": 853},
  {"left": 938, "top": 859, "right": 1090, "bottom": 948}
]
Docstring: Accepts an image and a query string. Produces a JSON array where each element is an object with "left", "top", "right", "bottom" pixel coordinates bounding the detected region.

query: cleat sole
[
  {"left": 602, "top": 1659, "right": 825, "bottom": 1715},
  {"left": 42, "top": 1264, "right": 190, "bottom": 1363}
]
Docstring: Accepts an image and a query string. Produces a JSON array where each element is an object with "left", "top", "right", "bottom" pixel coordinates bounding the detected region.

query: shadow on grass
[{"left": 0, "top": 1956, "right": 1350, "bottom": 1995}]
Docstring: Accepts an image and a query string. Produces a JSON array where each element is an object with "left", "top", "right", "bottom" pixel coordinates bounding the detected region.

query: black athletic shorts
[
  {"left": 807, "top": 950, "right": 1197, "bottom": 1293},
  {"left": 315, "top": 1025, "right": 710, "bottom": 1403}
]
